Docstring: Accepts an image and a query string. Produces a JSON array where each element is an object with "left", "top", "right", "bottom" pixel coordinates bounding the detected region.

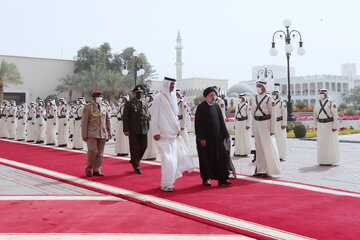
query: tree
[
  {"left": 193, "top": 95, "right": 205, "bottom": 105},
  {"left": 54, "top": 74, "right": 78, "bottom": 102},
  {"left": 343, "top": 86, "right": 360, "bottom": 110},
  {"left": 295, "top": 100, "right": 308, "bottom": 109},
  {"left": 0, "top": 60, "right": 22, "bottom": 103}
]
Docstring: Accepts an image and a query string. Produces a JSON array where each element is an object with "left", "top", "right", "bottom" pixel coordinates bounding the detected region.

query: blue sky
[{"left": 1, "top": 0, "right": 359, "bottom": 86}]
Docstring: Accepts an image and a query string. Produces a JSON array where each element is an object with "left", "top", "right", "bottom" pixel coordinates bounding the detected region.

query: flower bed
[{"left": 287, "top": 128, "right": 360, "bottom": 138}]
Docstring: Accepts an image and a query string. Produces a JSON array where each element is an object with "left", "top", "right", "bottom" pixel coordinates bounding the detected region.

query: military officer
[
  {"left": 7, "top": 100, "right": 17, "bottom": 139},
  {"left": 16, "top": 103, "right": 27, "bottom": 141},
  {"left": 0, "top": 102, "right": 9, "bottom": 138},
  {"left": 73, "top": 97, "right": 86, "bottom": 150},
  {"left": 234, "top": 93, "right": 252, "bottom": 157},
  {"left": 82, "top": 91, "right": 111, "bottom": 177},
  {"left": 313, "top": 89, "right": 340, "bottom": 166},
  {"left": 26, "top": 102, "right": 37, "bottom": 142},
  {"left": 123, "top": 85, "right": 150, "bottom": 174},
  {"left": 57, "top": 98, "right": 68, "bottom": 147},
  {"left": 114, "top": 95, "right": 130, "bottom": 156},
  {"left": 214, "top": 86, "right": 226, "bottom": 120},
  {"left": 45, "top": 99, "right": 57, "bottom": 145},
  {"left": 68, "top": 103, "right": 75, "bottom": 140},
  {"left": 35, "top": 100, "right": 46, "bottom": 144},
  {"left": 272, "top": 90, "right": 287, "bottom": 161},
  {"left": 142, "top": 92, "right": 158, "bottom": 160},
  {"left": 176, "top": 89, "right": 189, "bottom": 147}
]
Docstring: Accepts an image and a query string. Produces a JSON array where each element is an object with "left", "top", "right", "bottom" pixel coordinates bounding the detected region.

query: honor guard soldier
[
  {"left": 73, "top": 97, "right": 86, "bottom": 150},
  {"left": 45, "top": 99, "right": 57, "bottom": 145},
  {"left": 313, "top": 89, "right": 340, "bottom": 166},
  {"left": 234, "top": 94, "right": 252, "bottom": 157},
  {"left": 0, "top": 102, "right": 8, "bottom": 138},
  {"left": 26, "top": 102, "right": 37, "bottom": 142},
  {"left": 252, "top": 81, "right": 281, "bottom": 178},
  {"left": 114, "top": 95, "right": 130, "bottom": 156},
  {"left": 176, "top": 89, "right": 189, "bottom": 146},
  {"left": 213, "top": 86, "right": 226, "bottom": 120},
  {"left": 16, "top": 103, "right": 27, "bottom": 141},
  {"left": 7, "top": 100, "right": 17, "bottom": 139},
  {"left": 82, "top": 91, "right": 111, "bottom": 177},
  {"left": 35, "top": 100, "right": 46, "bottom": 144},
  {"left": 123, "top": 85, "right": 150, "bottom": 174},
  {"left": 57, "top": 98, "right": 68, "bottom": 147},
  {"left": 272, "top": 90, "right": 287, "bottom": 161},
  {"left": 68, "top": 103, "right": 75, "bottom": 139},
  {"left": 143, "top": 92, "right": 158, "bottom": 160}
]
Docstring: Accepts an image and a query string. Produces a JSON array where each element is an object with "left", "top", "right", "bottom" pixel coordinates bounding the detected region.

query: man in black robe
[{"left": 195, "top": 87, "right": 236, "bottom": 186}]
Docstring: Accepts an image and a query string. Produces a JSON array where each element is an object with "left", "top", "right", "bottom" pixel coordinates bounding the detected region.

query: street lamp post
[
  {"left": 269, "top": 19, "right": 305, "bottom": 121},
  {"left": 257, "top": 67, "right": 274, "bottom": 80},
  {"left": 121, "top": 50, "right": 145, "bottom": 87}
]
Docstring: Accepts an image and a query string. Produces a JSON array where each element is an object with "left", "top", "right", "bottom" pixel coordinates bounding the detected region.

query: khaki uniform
[{"left": 81, "top": 102, "right": 111, "bottom": 173}]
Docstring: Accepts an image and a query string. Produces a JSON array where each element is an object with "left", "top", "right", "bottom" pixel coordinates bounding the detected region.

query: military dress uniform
[
  {"left": 0, "top": 103, "right": 8, "bottom": 138},
  {"left": 45, "top": 101, "right": 57, "bottom": 145},
  {"left": 273, "top": 92, "right": 287, "bottom": 161},
  {"left": 123, "top": 87, "right": 150, "bottom": 174},
  {"left": 234, "top": 95, "right": 252, "bottom": 156},
  {"left": 7, "top": 101, "right": 17, "bottom": 139},
  {"left": 114, "top": 98, "right": 130, "bottom": 156},
  {"left": 35, "top": 101, "right": 46, "bottom": 144},
  {"left": 73, "top": 99, "right": 85, "bottom": 149},
  {"left": 16, "top": 104, "right": 27, "bottom": 141},
  {"left": 57, "top": 99, "right": 68, "bottom": 147},
  {"left": 313, "top": 90, "right": 340, "bottom": 166},
  {"left": 81, "top": 92, "right": 111, "bottom": 177},
  {"left": 142, "top": 95, "right": 158, "bottom": 160},
  {"left": 26, "top": 103, "right": 37, "bottom": 142},
  {"left": 177, "top": 97, "right": 189, "bottom": 147}
]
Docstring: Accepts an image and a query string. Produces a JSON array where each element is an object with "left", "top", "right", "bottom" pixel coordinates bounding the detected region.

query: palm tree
[
  {"left": 55, "top": 74, "right": 78, "bottom": 102},
  {"left": 103, "top": 70, "right": 123, "bottom": 102},
  {"left": 0, "top": 60, "right": 22, "bottom": 103},
  {"left": 81, "top": 64, "right": 107, "bottom": 96}
]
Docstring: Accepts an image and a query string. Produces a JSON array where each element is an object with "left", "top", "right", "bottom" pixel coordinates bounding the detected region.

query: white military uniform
[
  {"left": 273, "top": 95, "right": 287, "bottom": 161},
  {"left": 26, "top": 104, "right": 37, "bottom": 142},
  {"left": 177, "top": 98, "right": 189, "bottom": 147},
  {"left": 313, "top": 96, "right": 340, "bottom": 165},
  {"left": 7, "top": 102, "right": 17, "bottom": 139},
  {"left": 143, "top": 97, "right": 158, "bottom": 159},
  {"left": 73, "top": 102, "right": 85, "bottom": 149},
  {"left": 16, "top": 105, "right": 27, "bottom": 141},
  {"left": 35, "top": 102, "right": 46, "bottom": 143},
  {"left": 114, "top": 99, "right": 130, "bottom": 156},
  {"left": 215, "top": 97, "right": 226, "bottom": 120},
  {"left": 234, "top": 97, "right": 252, "bottom": 156},
  {"left": 110, "top": 104, "right": 117, "bottom": 137},
  {"left": 57, "top": 101, "right": 69, "bottom": 147},
  {"left": 0, "top": 103, "right": 8, "bottom": 138},
  {"left": 252, "top": 89, "right": 281, "bottom": 176},
  {"left": 68, "top": 105, "right": 75, "bottom": 139},
  {"left": 45, "top": 102, "right": 57, "bottom": 145}
]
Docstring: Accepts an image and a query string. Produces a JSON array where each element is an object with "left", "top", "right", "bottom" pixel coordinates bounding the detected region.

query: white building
[
  {"left": 1, "top": 55, "right": 74, "bottom": 104},
  {"left": 275, "top": 75, "right": 354, "bottom": 106},
  {"left": 341, "top": 63, "right": 357, "bottom": 80}
]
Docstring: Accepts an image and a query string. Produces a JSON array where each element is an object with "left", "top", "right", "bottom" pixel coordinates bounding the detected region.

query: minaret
[{"left": 175, "top": 30, "right": 183, "bottom": 81}]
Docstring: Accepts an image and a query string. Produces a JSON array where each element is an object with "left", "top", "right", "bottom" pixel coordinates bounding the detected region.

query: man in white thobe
[
  {"left": 45, "top": 99, "right": 57, "bottom": 145},
  {"left": 214, "top": 87, "right": 226, "bottom": 120},
  {"left": 272, "top": 90, "right": 287, "bottom": 161},
  {"left": 7, "top": 100, "right": 17, "bottom": 139},
  {"left": 57, "top": 98, "right": 68, "bottom": 147},
  {"left": 252, "top": 81, "right": 281, "bottom": 178},
  {"left": 313, "top": 89, "right": 340, "bottom": 166},
  {"left": 0, "top": 103, "right": 7, "bottom": 138},
  {"left": 16, "top": 103, "right": 27, "bottom": 141},
  {"left": 143, "top": 92, "right": 158, "bottom": 160},
  {"left": 35, "top": 100, "right": 46, "bottom": 144},
  {"left": 176, "top": 90, "right": 189, "bottom": 147},
  {"left": 234, "top": 94, "right": 252, "bottom": 157},
  {"left": 73, "top": 97, "right": 86, "bottom": 150},
  {"left": 26, "top": 102, "right": 37, "bottom": 142},
  {"left": 114, "top": 95, "right": 130, "bottom": 156},
  {"left": 151, "top": 77, "right": 193, "bottom": 192}
]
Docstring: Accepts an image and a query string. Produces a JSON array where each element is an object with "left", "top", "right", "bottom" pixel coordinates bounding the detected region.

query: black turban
[{"left": 203, "top": 87, "right": 216, "bottom": 97}]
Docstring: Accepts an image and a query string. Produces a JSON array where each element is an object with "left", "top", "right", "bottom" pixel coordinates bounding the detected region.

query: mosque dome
[{"left": 226, "top": 83, "right": 256, "bottom": 97}]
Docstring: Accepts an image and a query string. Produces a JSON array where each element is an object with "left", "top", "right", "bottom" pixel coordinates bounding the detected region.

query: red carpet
[
  {"left": 1, "top": 139, "right": 360, "bottom": 239},
  {"left": 0, "top": 199, "right": 232, "bottom": 234}
]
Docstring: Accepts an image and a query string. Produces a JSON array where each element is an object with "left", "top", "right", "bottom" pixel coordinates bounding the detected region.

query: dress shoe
[
  {"left": 93, "top": 172, "right": 104, "bottom": 176},
  {"left": 117, "top": 153, "right": 129, "bottom": 156},
  {"left": 132, "top": 165, "right": 142, "bottom": 174},
  {"left": 218, "top": 180, "right": 232, "bottom": 186},
  {"left": 202, "top": 179, "right": 211, "bottom": 186},
  {"left": 280, "top": 158, "right": 286, "bottom": 162},
  {"left": 253, "top": 173, "right": 269, "bottom": 178},
  {"left": 85, "top": 170, "right": 92, "bottom": 177}
]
